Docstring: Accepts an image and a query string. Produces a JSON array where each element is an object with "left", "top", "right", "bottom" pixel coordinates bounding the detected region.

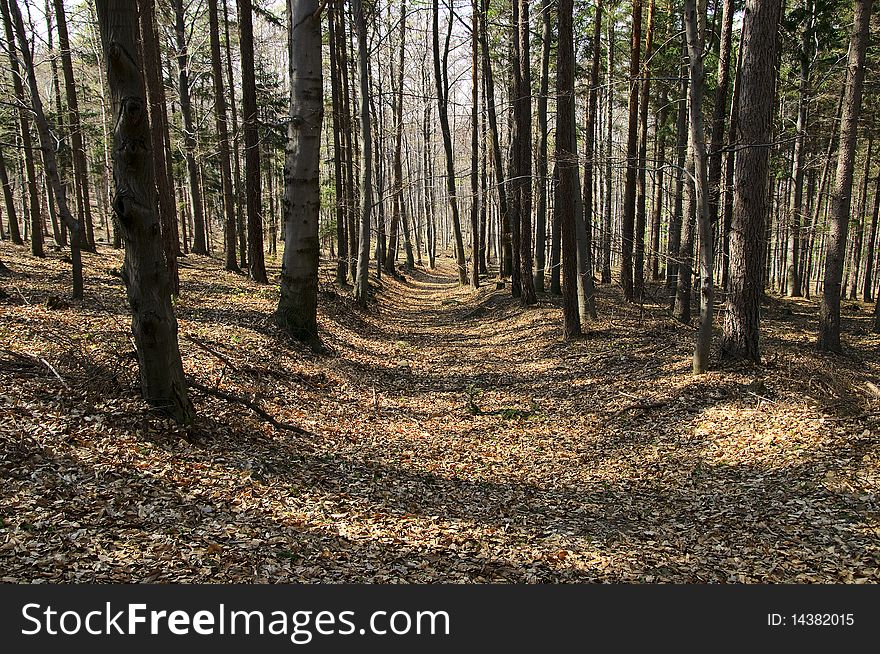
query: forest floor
[{"left": 1, "top": 241, "right": 879, "bottom": 582}]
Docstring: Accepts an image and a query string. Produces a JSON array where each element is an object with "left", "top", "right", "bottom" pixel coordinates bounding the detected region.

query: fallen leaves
[{"left": 0, "top": 242, "right": 878, "bottom": 583}]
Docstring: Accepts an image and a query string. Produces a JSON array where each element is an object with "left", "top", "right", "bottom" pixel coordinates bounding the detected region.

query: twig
[
  {"left": 187, "top": 378, "right": 313, "bottom": 436},
  {"left": 183, "top": 334, "right": 239, "bottom": 372},
  {"left": 13, "top": 285, "right": 30, "bottom": 305},
  {"left": 38, "top": 357, "right": 70, "bottom": 390}
]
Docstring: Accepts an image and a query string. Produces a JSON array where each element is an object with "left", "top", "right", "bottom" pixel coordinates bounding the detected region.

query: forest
[{"left": 0, "top": 0, "right": 878, "bottom": 583}]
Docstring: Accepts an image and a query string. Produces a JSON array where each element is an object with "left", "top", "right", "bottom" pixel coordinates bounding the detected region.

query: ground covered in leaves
[{"left": 1, "top": 241, "right": 879, "bottom": 582}]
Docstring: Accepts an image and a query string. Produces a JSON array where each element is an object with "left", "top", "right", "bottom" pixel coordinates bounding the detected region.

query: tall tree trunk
[
  {"left": 96, "top": 0, "right": 193, "bottom": 424},
  {"left": 620, "top": 0, "right": 642, "bottom": 301},
  {"left": 515, "top": 0, "right": 537, "bottom": 305},
  {"left": 649, "top": 98, "right": 668, "bottom": 281},
  {"left": 818, "top": 0, "right": 870, "bottom": 352},
  {"left": 137, "top": 0, "right": 180, "bottom": 295},
  {"left": 208, "top": 0, "right": 240, "bottom": 272},
  {"left": 276, "top": 0, "right": 322, "bottom": 346},
  {"left": 0, "top": 146, "right": 21, "bottom": 245},
  {"left": 685, "top": 0, "right": 713, "bottom": 374},
  {"left": 707, "top": 0, "right": 733, "bottom": 235},
  {"left": 479, "top": 0, "right": 512, "bottom": 279},
  {"left": 533, "top": 0, "right": 551, "bottom": 292},
  {"left": 557, "top": 0, "right": 580, "bottom": 338},
  {"left": 328, "top": 2, "right": 348, "bottom": 284},
  {"left": 785, "top": 0, "right": 814, "bottom": 297},
  {"left": 352, "top": 0, "right": 373, "bottom": 305},
  {"left": 469, "top": 0, "right": 480, "bottom": 287},
  {"left": 666, "top": 50, "right": 688, "bottom": 305},
  {"left": 173, "top": 0, "right": 207, "bottom": 256},
  {"left": 578, "top": 0, "right": 602, "bottom": 321},
  {"left": 238, "top": 0, "right": 268, "bottom": 283},
  {"left": 601, "top": 18, "right": 614, "bottom": 284},
  {"left": 432, "top": 0, "right": 468, "bottom": 285},
  {"left": 53, "top": 0, "right": 96, "bottom": 253},
  {"left": 862, "top": 155, "right": 880, "bottom": 302},
  {"left": 1, "top": 0, "right": 43, "bottom": 258},
  {"left": 848, "top": 134, "right": 872, "bottom": 299},
  {"left": 634, "top": 0, "right": 654, "bottom": 300},
  {"left": 721, "top": 0, "right": 783, "bottom": 361}
]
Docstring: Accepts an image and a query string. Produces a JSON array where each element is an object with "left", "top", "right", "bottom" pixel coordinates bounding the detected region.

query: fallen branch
[
  {"left": 38, "top": 357, "right": 69, "bottom": 390},
  {"left": 184, "top": 334, "right": 239, "bottom": 372},
  {"left": 187, "top": 378, "right": 313, "bottom": 436}
]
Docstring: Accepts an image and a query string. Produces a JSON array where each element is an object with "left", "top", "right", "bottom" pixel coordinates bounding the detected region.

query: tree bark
[
  {"left": 534, "top": 0, "right": 551, "bottom": 292},
  {"left": 515, "top": 0, "right": 537, "bottom": 305},
  {"left": 685, "top": 0, "right": 713, "bottom": 374},
  {"left": 96, "top": 0, "right": 193, "bottom": 423},
  {"left": 433, "top": 0, "right": 468, "bottom": 285},
  {"left": 634, "top": 0, "right": 654, "bottom": 300},
  {"left": 352, "top": 0, "right": 373, "bottom": 305},
  {"left": 721, "top": 0, "right": 783, "bottom": 362},
  {"left": 557, "top": 0, "right": 581, "bottom": 339},
  {"left": 238, "top": 0, "right": 268, "bottom": 283},
  {"left": 818, "top": 0, "right": 870, "bottom": 352},
  {"left": 620, "top": 0, "right": 642, "bottom": 301},
  {"left": 0, "top": 145, "right": 21, "bottom": 245},
  {"left": 1, "top": 0, "right": 43, "bottom": 258},
  {"left": 207, "top": 0, "right": 240, "bottom": 272},
  {"left": 276, "top": 0, "right": 322, "bottom": 345}
]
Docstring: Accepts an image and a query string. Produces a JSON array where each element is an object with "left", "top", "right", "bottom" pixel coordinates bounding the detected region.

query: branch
[{"left": 187, "top": 379, "right": 313, "bottom": 436}]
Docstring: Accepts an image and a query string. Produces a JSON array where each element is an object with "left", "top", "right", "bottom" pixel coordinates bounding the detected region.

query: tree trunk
[
  {"left": 96, "top": 0, "right": 193, "bottom": 424},
  {"left": 557, "top": 0, "right": 581, "bottom": 339},
  {"left": 533, "top": 0, "right": 551, "bottom": 292},
  {"left": 238, "top": 0, "right": 268, "bottom": 283},
  {"left": 721, "top": 0, "right": 783, "bottom": 362},
  {"left": 862, "top": 155, "right": 880, "bottom": 302},
  {"left": 137, "top": 0, "right": 180, "bottom": 295},
  {"left": 685, "top": 0, "right": 713, "bottom": 374},
  {"left": 53, "top": 0, "right": 97, "bottom": 253},
  {"left": 848, "top": 134, "right": 872, "bottom": 299},
  {"left": 172, "top": 0, "right": 207, "bottom": 256},
  {"left": 634, "top": 0, "right": 654, "bottom": 300},
  {"left": 433, "top": 0, "right": 468, "bottom": 285},
  {"left": 1, "top": 0, "right": 43, "bottom": 259},
  {"left": 515, "top": 0, "right": 537, "bottom": 305},
  {"left": 818, "top": 0, "right": 870, "bottom": 352},
  {"left": 601, "top": 18, "right": 614, "bottom": 285},
  {"left": 479, "top": 0, "right": 512, "bottom": 279},
  {"left": 276, "top": 0, "right": 322, "bottom": 346},
  {"left": 328, "top": 2, "right": 348, "bottom": 284},
  {"left": 578, "top": 0, "right": 602, "bottom": 321},
  {"left": 666, "top": 49, "right": 688, "bottom": 305},
  {"left": 620, "top": 0, "right": 642, "bottom": 301},
  {"left": 0, "top": 145, "right": 21, "bottom": 245},
  {"left": 352, "top": 0, "right": 373, "bottom": 305},
  {"left": 208, "top": 0, "right": 240, "bottom": 273},
  {"left": 469, "top": 0, "right": 480, "bottom": 287}
]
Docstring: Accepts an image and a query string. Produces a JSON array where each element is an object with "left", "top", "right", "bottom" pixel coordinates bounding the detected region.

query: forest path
[{"left": 1, "top": 244, "right": 878, "bottom": 583}]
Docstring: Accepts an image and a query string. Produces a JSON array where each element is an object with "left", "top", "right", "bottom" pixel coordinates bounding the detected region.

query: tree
[
  {"left": 432, "top": 0, "right": 468, "bottom": 286},
  {"left": 514, "top": 0, "right": 537, "bottom": 305},
  {"left": 137, "top": 0, "right": 180, "bottom": 295},
  {"left": 238, "top": 0, "right": 268, "bottom": 283},
  {"left": 620, "top": 0, "right": 642, "bottom": 301},
  {"left": 0, "top": 145, "right": 21, "bottom": 245},
  {"left": 557, "top": 0, "right": 580, "bottom": 339},
  {"left": 534, "top": 0, "right": 551, "bottom": 292},
  {"left": 721, "top": 0, "right": 783, "bottom": 362},
  {"left": 1, "top": 0, "right": 43, "bottom": 259},
  {"left": 275, "top": 0, "right": 323, "bottom": 346},
  {"left": 208, "top": 0, "right": 240, "bottom": 273},
  {"left": 53, "top": 0, "right": 97, "bottom": 252},
  {"left": 684, "top": 0, "right": 713, "bottom": 374},
  {"left": 633, "top": 0, "right": 654, "bottom": 300},
  {"left": 469, "top": 0, "right": 480, "bottom": 288},
  {"left": 2, "top": 0, "right": 81, "bottom": 296},
  {"left": 172, "top": 0, "right": 207, "bottom": 256},
  {"left": 818, "top": 0, "right": 871, "bottom": 352},
  {"left": 95, "top": 0, "right": 194, "bottom": 424},
  {"left": 352, "top": 0, "right": 374, "bottom": 305}
]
